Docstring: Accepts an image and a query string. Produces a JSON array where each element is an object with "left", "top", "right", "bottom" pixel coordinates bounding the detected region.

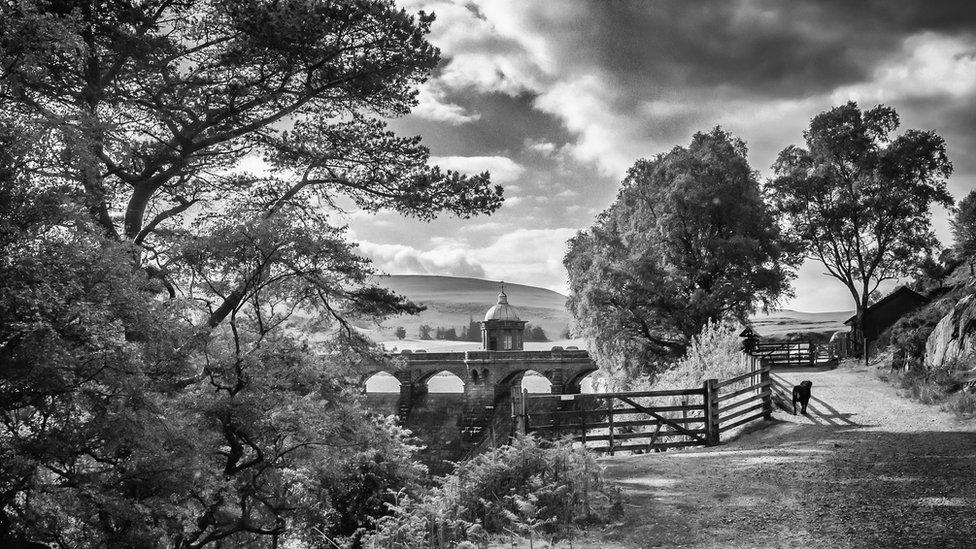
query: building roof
[
  {"left": 843, "top": 286, "right": 929, "bottom": 325},
  {"left": 484, "top": 290, "right": 521, "bottom": 321}
]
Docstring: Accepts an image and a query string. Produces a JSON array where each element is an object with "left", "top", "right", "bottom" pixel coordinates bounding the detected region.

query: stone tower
[{"left": 480, "top": 284, "right": 527, "bottom": 350}]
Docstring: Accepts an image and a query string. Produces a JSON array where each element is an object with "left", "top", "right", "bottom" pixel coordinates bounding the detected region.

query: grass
[{"left": 877, "top": 356, "right": 976, "bottom": 418}]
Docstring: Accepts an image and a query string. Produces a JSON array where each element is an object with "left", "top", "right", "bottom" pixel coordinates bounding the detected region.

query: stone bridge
[{"left": 365, "top": 348, "right": 598, "bottom": 409}]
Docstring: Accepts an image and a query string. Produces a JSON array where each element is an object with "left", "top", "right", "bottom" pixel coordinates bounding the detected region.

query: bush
[
  {"left": 881, "top": 356, "right": 976, "bottom": 418},
  {"left": 363, "top": 437, "right": 620, "bottom": 548},
  {"left": 884, "top": 284, "right": 976, "bottom": 365},
  {"left": 884, "top": 300, "right": 954, "bottom": 367},
  {"left": 609, "top": 317, "right": 747, "bottom": 393}
]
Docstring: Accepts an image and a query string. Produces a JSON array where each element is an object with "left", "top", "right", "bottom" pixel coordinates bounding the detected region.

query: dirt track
[{"left": 595, "top": 362, "right": 976, "bottom": 548}]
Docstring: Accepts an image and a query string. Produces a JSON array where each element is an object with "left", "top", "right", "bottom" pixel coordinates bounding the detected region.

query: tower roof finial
[{"left": 498, "top": 280, "right": 507, "bottom": 304}]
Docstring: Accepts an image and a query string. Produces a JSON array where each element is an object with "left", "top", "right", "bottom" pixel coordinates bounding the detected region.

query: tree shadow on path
[{"left": 769, "top": 373, "right": 861, "bottom": 427}]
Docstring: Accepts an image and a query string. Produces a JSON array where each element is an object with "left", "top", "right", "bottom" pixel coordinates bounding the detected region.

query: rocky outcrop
[{"left": 925, "top": 294, "right": 976, "bottom": 369}]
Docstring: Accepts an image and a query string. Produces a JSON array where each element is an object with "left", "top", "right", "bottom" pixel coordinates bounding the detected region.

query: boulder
[{"left": 925, "top": 294, "right": 976, "bottom": 368}]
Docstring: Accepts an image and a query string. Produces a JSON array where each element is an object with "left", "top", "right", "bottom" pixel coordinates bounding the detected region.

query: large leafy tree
[
  {"left": 951, "top": 188, "right": 976, "bottom": 274},
  {"left": 0, "top": 1, "right": 501, "bottom": 546},
  {"left": 769, "top": 102, "right": 953, "bottom": 358},
  {"left": 565, "top": 129, "right": 797, "bottom": 380}
]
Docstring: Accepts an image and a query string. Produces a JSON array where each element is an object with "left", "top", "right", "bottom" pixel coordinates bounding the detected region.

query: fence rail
[
  {"left": 749, "top": 340, "right": 834, "bottom": 367},
  {"left": 513, "top": 361, "right": 773, "bottom": 455}
]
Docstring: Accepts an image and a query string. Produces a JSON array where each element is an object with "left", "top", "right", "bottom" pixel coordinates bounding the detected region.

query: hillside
[
  {"left": 359, "top": 274, "right": 852, "bottom": 348},
  {"left": 365, "top": 275, "right": 574, "bottom": 345},
  {"left": 751, "top": 309, "right": 852, "bottom": 338}
]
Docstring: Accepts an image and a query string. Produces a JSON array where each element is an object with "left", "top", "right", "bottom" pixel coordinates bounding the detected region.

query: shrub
[
  {"left": 363, "top": 436, "right": 620, "bottom": 548},
  {"left": 881, "top": 355, "right": 976, "bottom": 418},
  {"left": 885, "top": 300, "right": 953, "bottom": 367},
  {"left": 885, "top": 285, "right": 976, "bottom": 368},
  {"left": 610, "top": 317, "right": 747, "bottom": 393}
]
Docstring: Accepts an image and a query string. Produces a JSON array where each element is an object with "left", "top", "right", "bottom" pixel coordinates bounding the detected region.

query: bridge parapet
[{"left": 366, "top": 348, "right": 597, "bottom": 405}]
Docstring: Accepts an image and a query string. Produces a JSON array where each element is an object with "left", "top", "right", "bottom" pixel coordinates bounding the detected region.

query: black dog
[{"left": 792, "top": 380, "right": 813, "bottom": 415}]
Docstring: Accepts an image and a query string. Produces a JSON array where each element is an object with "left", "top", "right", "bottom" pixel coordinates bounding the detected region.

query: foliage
[
  {"left": 769, "top": 102, "right": 953, "bottom": 345},
  {"left": 0, "top": 1, "right": 502, "bottom": 546},
  {"left": 609, "top": 318, "right": 747, "bottom": 393},
  {"left": 655, "top": 318, "right": 747, "bottom": 391},
  {"left": 885, "top": 298, "right": 955, "bottom": 368},
  {"left": 468, "top": 317, "right": 483, "bottom": 342},
  {"left": 565, "top": 128, "right": 797, "bottom": 379},
  {"left": 419, "top": 324, "right": 433, "bottom": 340},
  {"left": 523, "top": 323, "right": 549, "bottom": 342},
  {"left": 952, "top": 188, "right": 976, "bottom": 274},
  {"left": 0, "top": 161, "right": 428, "bottom": 547},
  {"left": 395, "top": 326, "right": 407, "bottom": 340},
  {"left": 879, "top": 356, "right": 976, "bottom": 418},
  {"left": 433, "top": 326, "right": 458, "bottom": 340},
  {"left": 364, "top": 436, "right": 620, "bottom": 549},
  {"left": 913, "top": 249, "right": 958, "bottom": 292}
]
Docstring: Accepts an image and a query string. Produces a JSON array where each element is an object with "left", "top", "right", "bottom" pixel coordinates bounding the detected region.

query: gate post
[
  {"left": 703, "top": 378, "right": 720, "bottom": 446},
  {"left": 760, "top": 363, "right": 773, "bottom": 421}
]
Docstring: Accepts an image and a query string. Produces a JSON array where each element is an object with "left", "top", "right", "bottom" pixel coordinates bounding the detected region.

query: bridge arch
[
  {"left": 364, "top": 372, "right": 400, "bottom": 393},
  {"left": 566, "top": 367, "right": 600, "bottom": 393},
  {"left": 521, "top": 369, "right": 553, "bottom": 393},
  {"left": 497, "top": 368, "right": 553, "bottom": 396},
  {"left": 422, "top": 369, "right": 465, "bottom": 393}
]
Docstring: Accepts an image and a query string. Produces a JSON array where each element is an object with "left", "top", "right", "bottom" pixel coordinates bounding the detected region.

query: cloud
[
  {"left": 429, "top": 155, "right": 525, "bottom": 183},
  {"left": 413, "top": 82, "right": 481, "bottom": 125},
  {"left": 525, "top": 139, "right": 557, "bottom": 155},
  {"left": 833, "top": 32, "right": 976, "bottom": 103},
  {"left": 471, "top": 228, "right": 579, "bottom": 292},
  {"left": 787, "top": 259, "right": 898, "bottom": 313},
  {"left": 407, "top": 1, "right": 976, "bottom": 177},
  {"left": 358, "top": 241, "right": 487, "bottom": 278},
  {"left": 358, "top": 228, "right": 579, "bottom": 292}
]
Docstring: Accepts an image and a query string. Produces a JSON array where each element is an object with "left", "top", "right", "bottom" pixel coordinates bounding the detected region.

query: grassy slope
[
  {"left": 365, "top": 274, "right": 573, "bottom": 343},
  {"left": 360, "top": 274, "right": 852, "bottom": 347},
  {"left": 751, "top": 309, "right": 852, "bottom": 339}
]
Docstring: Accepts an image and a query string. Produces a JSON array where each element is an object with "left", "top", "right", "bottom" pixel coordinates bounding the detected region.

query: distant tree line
[{"left": 413, "top": 320, "right": 548, "bottom": 342}]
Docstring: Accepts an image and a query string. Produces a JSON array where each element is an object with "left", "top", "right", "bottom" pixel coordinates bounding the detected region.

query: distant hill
[
  {"left": 751, "top": 309, "right": 852, "bottom": 338},
  {"left": 364, "top": 275, "right": 574, "bottom": 345},
  {"left": 360, "top": 274, "right": 852, "bottom": 347}
]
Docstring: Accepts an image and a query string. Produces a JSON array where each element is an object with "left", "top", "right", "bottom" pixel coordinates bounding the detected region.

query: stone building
[{"left": 481, "top": 287, "right": 527, "bottom": 350}]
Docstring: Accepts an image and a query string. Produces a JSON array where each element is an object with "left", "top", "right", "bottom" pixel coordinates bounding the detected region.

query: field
[{"left": 750, "top": 309, "right": 852, "bottom": 339}]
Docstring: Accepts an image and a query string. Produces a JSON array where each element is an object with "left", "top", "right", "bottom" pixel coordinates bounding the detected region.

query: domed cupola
[
  {"left": 484, "top": 289, "right": 521, "bottom": 321},
  {"left": 481, "top": 283, "right": 527, "bottom": 350}
]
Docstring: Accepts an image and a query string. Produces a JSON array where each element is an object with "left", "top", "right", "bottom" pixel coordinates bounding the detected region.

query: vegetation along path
[{"left": 596, "top": 362, "right": 976, "bottom": 548}]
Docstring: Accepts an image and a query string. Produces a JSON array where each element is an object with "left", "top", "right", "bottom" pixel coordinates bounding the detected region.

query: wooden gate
[
  {"left": 750, "top": 340, "right": 833, "bottom": 367},
  {"left": 514, "top": 362, "right": 772, "bottom": 454}
]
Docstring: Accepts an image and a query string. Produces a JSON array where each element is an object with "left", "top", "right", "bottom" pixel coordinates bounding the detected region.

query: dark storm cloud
[
  {"left": 521, "top": 1, "right": 976, "bottom": 101},
  {"left": 392, "top": 91, "right": 574, "bottom": 156}
]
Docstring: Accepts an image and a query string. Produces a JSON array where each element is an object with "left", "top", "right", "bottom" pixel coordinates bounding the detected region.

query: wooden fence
[
  {"left": 750, "top": 340, "right": 834, "bottom": 367},
  {"left": 514, "top": 362, "right": 772, "bottom": 455}
]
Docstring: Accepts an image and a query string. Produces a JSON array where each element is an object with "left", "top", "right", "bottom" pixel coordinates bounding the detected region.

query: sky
[{"left": 348, "top": 0, "right": 976, "bottom": 313}]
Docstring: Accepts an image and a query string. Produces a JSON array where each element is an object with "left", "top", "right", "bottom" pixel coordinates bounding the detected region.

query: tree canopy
[
  {"left": 0, "top": 1, "right": 501, "bottom": 546},
  {"left": 768, "top": 102, "right": 953, "bottom": 351},
  {"left": 565, "top": 128, "right": 797, "bottom": 379},
  {"left": 952, "top": 188, "right": 976, "bottom": 273}
]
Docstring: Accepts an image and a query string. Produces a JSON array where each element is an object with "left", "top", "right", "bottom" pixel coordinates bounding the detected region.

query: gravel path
[{"left": 594, "top": 362, "right": 976, "bottom": 548}]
